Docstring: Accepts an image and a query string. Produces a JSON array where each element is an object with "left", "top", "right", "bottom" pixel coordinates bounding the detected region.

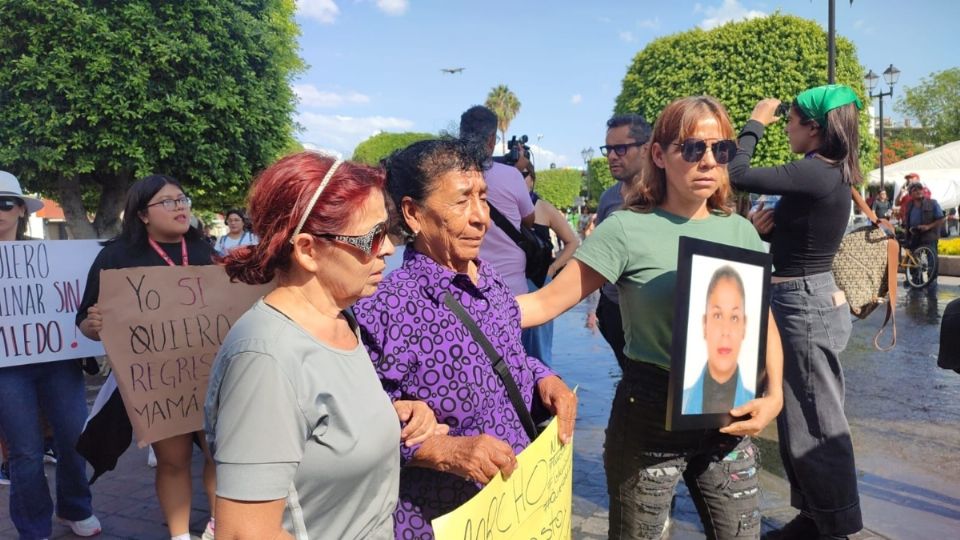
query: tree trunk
[
  {"left": 56, "top": 176, "right": 97, "bottom": 239},
  {"left": 91, "top": 171, "right": 131, "bottom": 239}
]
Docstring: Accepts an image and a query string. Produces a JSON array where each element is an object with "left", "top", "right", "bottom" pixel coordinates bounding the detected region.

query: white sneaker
[
  {"left": 147, "top": 446, "right": 157, "bottom": 468},
  {"left": 59, "top": 514, "right": 102, "bottom": 537}
]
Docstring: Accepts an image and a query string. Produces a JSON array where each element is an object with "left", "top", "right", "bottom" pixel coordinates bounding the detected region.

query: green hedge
[
  {"left": 535, "top": 169, "right": 581, "bottom": 208},
  {"left": 352, "top": 131, "right": 434, "bottom": 166}
]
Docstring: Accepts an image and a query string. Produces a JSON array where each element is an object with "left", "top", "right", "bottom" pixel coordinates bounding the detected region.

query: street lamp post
[
  {"left": 865, "top": 64, "right": 901, "bottom": 193},
  {"left": 580, "top": 147, "right": 594, "bottom": 214}
]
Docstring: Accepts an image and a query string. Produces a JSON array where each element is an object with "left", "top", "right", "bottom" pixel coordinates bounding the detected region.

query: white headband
[{"left": 289, "top": 159, "right": 343, "bottom": 244}]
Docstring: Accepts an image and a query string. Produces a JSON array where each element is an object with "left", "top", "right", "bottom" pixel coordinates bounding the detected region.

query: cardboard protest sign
[
  {"left": 432, "top": 417, "right": 573, "bottom": 540},
  {"left": 0, "top": 240, "right": 105, "bottom": 367},
  {"left": 98, "top": 265, "right": 272, "bottom": 446}
]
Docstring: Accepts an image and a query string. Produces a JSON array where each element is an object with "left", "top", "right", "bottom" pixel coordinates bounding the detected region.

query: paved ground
[{"left": 2, "top": 277, "right": 958, "bottom": 539}]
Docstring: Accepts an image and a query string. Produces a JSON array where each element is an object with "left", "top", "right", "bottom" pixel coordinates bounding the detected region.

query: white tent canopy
[{"left": 866, "top": 140, "right": 960, "bottom": 210}]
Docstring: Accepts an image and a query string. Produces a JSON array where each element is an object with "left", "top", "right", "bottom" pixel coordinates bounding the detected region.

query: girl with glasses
[
  {"left": 518, "top": 96, "right": 784, "bottom": 540},
  {"left": 0, "top": 171, "right": 102, "bottom": 538},
  {"left": 76, "top": 174, "right": 218, "bottom": 540},
  {"left": 728, "top": 85, "right": 864, "bottom": 540},
  {"left": 215, "top": 208, "right": 258, "bottom": 255},
  {"left": 205, "top": 153, "right": 443, "bottom": 539}
]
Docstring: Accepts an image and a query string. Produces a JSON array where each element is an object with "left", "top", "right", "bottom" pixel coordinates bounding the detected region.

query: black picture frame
[{"left": 666, "top": 236, "right": 773, "bottom": 431}]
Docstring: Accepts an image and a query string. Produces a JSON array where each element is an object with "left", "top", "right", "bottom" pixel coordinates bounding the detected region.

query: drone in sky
[{"left": 440, "top": 67, "right": 464, "bottom": 74}]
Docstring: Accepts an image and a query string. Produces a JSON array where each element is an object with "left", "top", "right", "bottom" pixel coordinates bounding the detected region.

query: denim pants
[
  {"left": 770, "top": 272, "right": 861, "bottom": 536},
  {"left": 604, "top": 362, "right": 761, "bottom": 539},
  {"left": 0, "top": 360, "right": 93, "bottom": 540},
  {"left": 521, "top": 277, "right": 555, "bottom": 364}
]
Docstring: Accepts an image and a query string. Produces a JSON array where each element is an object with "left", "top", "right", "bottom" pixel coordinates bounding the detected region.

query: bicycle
[{"left": 899, "top": 242, "right": 938, "bottom": 288}]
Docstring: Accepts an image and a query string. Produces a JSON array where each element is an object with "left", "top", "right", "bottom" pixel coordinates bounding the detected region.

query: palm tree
[{"left": 485, "top": 85, "right": 521, "bottom": 153}]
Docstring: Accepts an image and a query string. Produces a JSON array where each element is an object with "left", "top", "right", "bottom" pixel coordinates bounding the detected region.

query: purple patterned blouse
[{"left": 354, "top": 247, "right": 555, "bottom": 540}]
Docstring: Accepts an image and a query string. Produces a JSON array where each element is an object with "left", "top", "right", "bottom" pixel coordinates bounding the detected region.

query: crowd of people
[{"left": 0, "top": 85, "right": 885, "bottom": 540}]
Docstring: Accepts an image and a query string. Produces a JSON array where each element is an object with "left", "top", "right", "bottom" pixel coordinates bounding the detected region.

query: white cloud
[
  {"left": 853, "top": 19, "right": 875, "bottom": 34},
  {"left": 297, "top": 112, "right": 415, "bottom": 153},
  {"left": 297, "top": 0, "right": 339, "bottom": 23},
  {"left": 376, "top": 0, "right": 409, "bottom": 16},
  {"left": 698, "top": 0, "right": 766, "bottom": 30},
  {"left": 527, "top": 144, "right": 569, "bottom": 169},
  {"left": 619, "top": 31, "right": 636, "bottom": 43},
  {"left": 293, "top": 84, "right": 370, "bottom": 108},
  {"left": 637, "top": 17, "right": 661, "bottom": 30},
  {"left": 570, "top": 94, "right": 583, "bottom": 105}
]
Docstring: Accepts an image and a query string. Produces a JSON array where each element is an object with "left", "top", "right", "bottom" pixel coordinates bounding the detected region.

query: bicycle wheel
[{"left": 907, "top": 246, "right": 937, "bottom": 288}]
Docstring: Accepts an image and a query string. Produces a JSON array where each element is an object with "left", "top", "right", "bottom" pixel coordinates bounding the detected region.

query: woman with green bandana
[{"left": 728, "top": 84, "right": 863, "bottom": 540}]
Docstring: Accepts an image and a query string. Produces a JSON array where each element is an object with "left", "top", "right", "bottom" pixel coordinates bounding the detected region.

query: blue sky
[{"left": 293, "top": 0, "right": 958, "bottom": 168}]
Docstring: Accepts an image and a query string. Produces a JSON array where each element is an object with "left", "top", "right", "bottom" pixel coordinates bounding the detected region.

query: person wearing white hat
[{"left": 0, "top": 170, "right": 102, "bottom": 538}]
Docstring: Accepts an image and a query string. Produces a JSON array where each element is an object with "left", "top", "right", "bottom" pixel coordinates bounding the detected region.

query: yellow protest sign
[
  {"left": 98, "top": 265, "right": 272, "bottom": 446},
  {"left": 432, "top": 417, "right": 573, "bottom": 540}
]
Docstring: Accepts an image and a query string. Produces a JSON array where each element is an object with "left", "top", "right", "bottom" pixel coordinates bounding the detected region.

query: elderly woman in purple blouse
[{"left": 354, "top": 138, "right": 577, "bottom": 540}]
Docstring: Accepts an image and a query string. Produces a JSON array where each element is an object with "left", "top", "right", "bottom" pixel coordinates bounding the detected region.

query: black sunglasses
[
  {"left": 0, "top": 197, "right": 23, "bottom": 211},
  {"left": 673, "top": 138, "right": 738, "bottom": 164},
  {"left": 600, "top": 141, "right": 646, "bottom": 157},
  {"left": 316, "top": 221, "right": 388, "bottom": 256}
]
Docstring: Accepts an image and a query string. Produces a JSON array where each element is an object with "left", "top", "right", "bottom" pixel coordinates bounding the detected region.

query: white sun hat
[{"left": 0, "top": 170, "right": 44, "bottom": 213}]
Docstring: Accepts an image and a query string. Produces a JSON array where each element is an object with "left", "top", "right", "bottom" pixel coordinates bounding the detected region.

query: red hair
[{"left": 222, "top": 152, "right": 386, "bottom": 284}]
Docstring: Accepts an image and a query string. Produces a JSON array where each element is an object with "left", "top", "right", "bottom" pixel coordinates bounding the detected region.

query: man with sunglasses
[{"left": 589, "top": 114, "right": 652, "bottom": 371}]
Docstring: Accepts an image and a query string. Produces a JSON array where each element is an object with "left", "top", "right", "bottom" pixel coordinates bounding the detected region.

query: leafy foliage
[
  {"left": 351, "top": 131, "right": 435, "bottom": 166},
  {"left": 586, "top": 158, "right": 615, "bottom": 204},
  {"left": 896, "top": 68, "right": 960, "bottom": 147},
  {"left": 878, "top": 137, "right": 926, "bottom": 167},
  {"left": 0, "top": 0, "right": 303, "bottom": 237},
  {"left": 485, "top": 85, "right": 521, "bottom": 154},
  {"left": 534, "top": 169, "right": 581, "bottom": 209},
  {"left": 614, "top": 13, "right": 876, "bottom": 183}
]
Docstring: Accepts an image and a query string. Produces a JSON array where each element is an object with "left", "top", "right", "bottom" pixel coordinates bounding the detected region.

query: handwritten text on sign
[
  {"left": 0, "top": 240, "right": 105, "bottom": 367},
  {"left": 432, "top": 417, "right": 573, "bottom": 540},
  {"left": 98, "top": 265, "right": 271, "bottom": 446}
]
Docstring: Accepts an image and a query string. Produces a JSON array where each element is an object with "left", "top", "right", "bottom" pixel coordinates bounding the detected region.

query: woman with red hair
[{"left": 204, "top": 152, "right": 444, "bottom": 539}]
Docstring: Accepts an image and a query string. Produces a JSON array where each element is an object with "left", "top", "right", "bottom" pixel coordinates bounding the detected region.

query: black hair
[
  {"left": 459, "top": 105, "right": 498, "bottom": 143},
  {"left": 12, "top": 198, "right": 28, "bottom": 240},
  {"left": 224, "top": 208, "right": 246, "bottom": 221},
  {"left": 111, "top": 174, "right": 202, "bottom": 247},
  {"left": 607, "top": 113, "right": 653, "bottom": 144},
  {"left": 384, "top": 138, "right": 487, "bottom": 239},
  {"left": 706, "top": 265, "right": 745, "bottom": 307},
  {"left": 791, "top": 102, "right": 862, "bottom": 185}
]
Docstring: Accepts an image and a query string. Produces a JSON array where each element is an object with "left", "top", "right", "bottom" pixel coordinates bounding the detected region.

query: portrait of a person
[{"left": 682, "top": 265, "right": 755, "bottom": 414}]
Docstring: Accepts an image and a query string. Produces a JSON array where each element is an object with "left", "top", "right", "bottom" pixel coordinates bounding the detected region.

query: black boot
[{"left": 762, "top": 514, "right": 819, "bottom": 540}]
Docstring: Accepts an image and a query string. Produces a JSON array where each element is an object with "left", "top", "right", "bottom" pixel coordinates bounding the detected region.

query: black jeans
[
  {"left": 604, "top": 362, "right": 761, "bottom": 539},
  {"left": 596, "top": 291, "right": 629, "bottom": 372},
  {"left": 771, "top": 272, "right": 861, "bottom": 536}
]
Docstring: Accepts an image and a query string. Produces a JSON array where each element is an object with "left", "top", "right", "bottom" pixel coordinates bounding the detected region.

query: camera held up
[{"left": 494, "top": 134, "right": 531, "bottom": 166}]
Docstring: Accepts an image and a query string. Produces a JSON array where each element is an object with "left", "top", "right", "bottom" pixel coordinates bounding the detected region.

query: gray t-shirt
[
  {"left": 205, "top": 300, "right": 400, "bottom": 540},
  {"left": 595, "top": 181, "right": 626, "bottom": 303}
]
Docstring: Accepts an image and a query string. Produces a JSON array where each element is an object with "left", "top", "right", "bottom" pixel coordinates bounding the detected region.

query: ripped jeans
[{"left": 604, "top": 362, "right": 761, "bottom": 539}]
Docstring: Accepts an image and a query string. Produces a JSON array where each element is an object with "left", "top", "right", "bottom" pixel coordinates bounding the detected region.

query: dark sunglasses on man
[
  {"left": 673, "top": 138, "right": 738, "bottom": 165},
  {"left": 599, "top": 141, "right": 647, "bottom": 157},
  {"left": 0, "top": 197, "right": 23, "bottom": 211}
]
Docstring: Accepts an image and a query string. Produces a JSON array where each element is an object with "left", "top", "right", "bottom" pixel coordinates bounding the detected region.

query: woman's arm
[
  {"left": 516, "top": 259, "right": 606, "bottom": 329},
  {"left": 720, "top": 309, "right": 784, "bottom": 437},
  {"left": 393, "top": 400, "right": 450, "bottom": 447},
  {"left": 215, "top": 498, "right": 293, "bottom": 540},
  {"left": 406, "top": 433, "right": 518, "bottom": 484},
  {"left": 543, "top": 201, "right": 579, "bottom": 278},
  {"left": 78, "top": 304, "right": 102, "bottom": 341}
]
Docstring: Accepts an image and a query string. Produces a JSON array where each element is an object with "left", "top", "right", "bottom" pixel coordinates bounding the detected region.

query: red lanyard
[{"left": 148, "top": 237, "right": 189, "bottom": 267}]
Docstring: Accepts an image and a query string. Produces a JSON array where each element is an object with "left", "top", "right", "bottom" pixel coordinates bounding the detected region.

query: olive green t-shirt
[{"left": 575, "top": 208, "right": 764, "bottom": 370}]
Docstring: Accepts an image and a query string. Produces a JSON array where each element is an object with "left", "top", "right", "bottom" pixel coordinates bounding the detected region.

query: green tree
[
  {"left": 586, "top": 158, "right": 616, "bottom": 204},
  {"left": 896, "top": 67, "right": 960, "bottom": 147},
  {"left": 615, "top": 13, "right": 876, "bottom": 183},
  {"left": 352, "top": 131, "right": 435, "bottom": 166},
  {"left": 0, "top": 0, "right": 303, "bottom": 238},
  {"left": 485, "top": 85, "right": 521, "bottom": 153},
  {"left": 534, "top": 169, "right": 581, "bottom": 209}
]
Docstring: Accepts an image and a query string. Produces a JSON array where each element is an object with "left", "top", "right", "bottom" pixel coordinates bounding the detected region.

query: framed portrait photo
[{"left": 666, "top": 236, "right": 773, "bottom": 431}]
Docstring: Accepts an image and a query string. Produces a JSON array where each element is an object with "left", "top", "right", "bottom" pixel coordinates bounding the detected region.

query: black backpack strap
[
  {"left": 486, "top": 202, "right": 525, "bottom": 247},
  {"left": 442, "top": 292, "right": 539, "bottom": 441}
]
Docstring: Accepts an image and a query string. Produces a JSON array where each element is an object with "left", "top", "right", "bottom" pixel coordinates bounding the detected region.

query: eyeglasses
[
  {"left": 145, "top": 196, "right": 192, "bottom": 211},
  {"left": 0, "top": 197, "right": 23, "bottom": 211},
  {"left": 316, "top": 221, "right": 388, "bottom": 257},
  {"left": 673, "top": 138, "right": 738, "bottom": 165},
  {"left": 599, "top": 141, "right": 646, "bottom": 157}
]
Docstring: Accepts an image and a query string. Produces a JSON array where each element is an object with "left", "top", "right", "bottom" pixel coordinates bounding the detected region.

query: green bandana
[{"left": 794, "top": 84, "right": 862, "bottom": 126}]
